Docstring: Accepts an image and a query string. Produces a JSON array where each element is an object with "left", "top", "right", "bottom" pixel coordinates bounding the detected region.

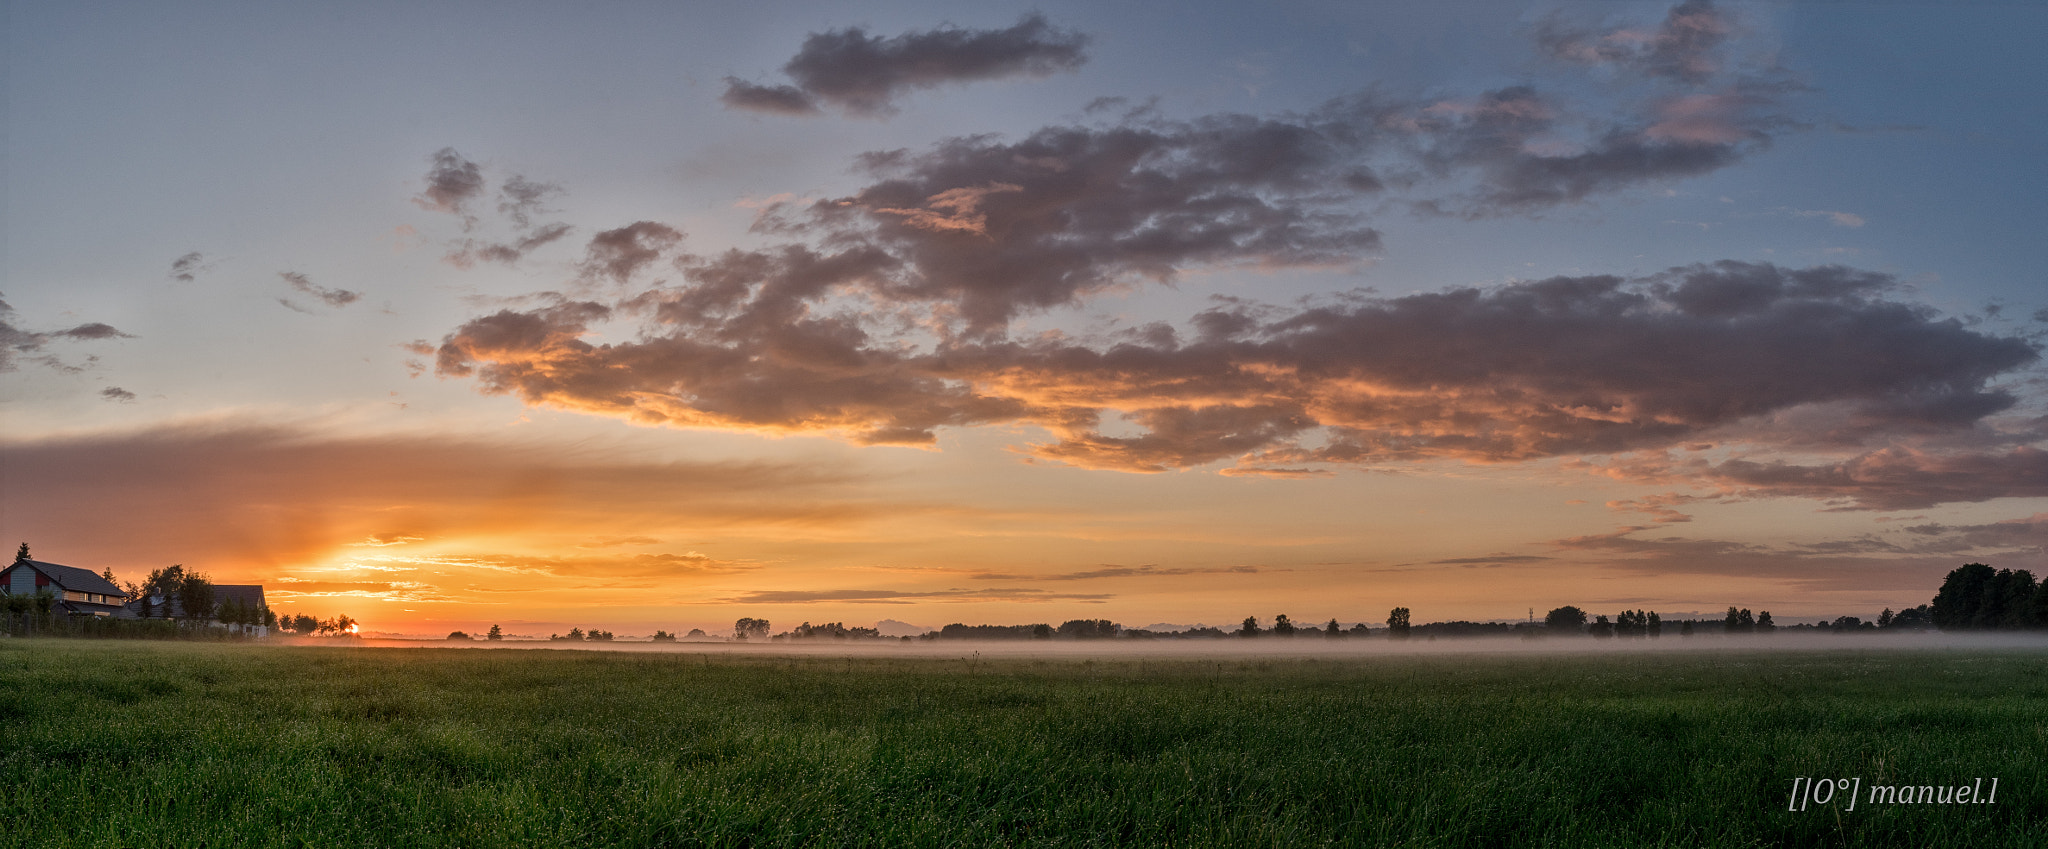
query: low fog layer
[{"left": 344, "top": 631, "right": 2048, "bottom": 659}]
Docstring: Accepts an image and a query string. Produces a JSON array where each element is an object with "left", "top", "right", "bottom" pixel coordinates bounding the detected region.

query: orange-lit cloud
[{"left": 433, "top": 262, "right": 2037, "bottom": 502}]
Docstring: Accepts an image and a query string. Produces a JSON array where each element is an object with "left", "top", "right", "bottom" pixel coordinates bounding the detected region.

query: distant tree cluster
[
  {"left": 275, "top": 613, "right": 357, "bottom": 636},
  {"left": 1931, "top": 563, "right": 2048, "bottom": 630},
  {"left": 549, "top": 627, "right": 615, "bottom": 641},
  {"left": 777, "top": 621, "right": 880, "bottom": 640},
  {"left": 734, "top": 617, "right": 772, "bottom": 641}
]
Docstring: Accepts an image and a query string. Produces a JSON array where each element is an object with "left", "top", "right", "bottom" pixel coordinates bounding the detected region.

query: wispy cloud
[
  {"left": 722, "top": 13, "right": 1089, "bottom": 118},
  {"left": 718, "top": 587, "right": 1113, "bottom": 605},
  {"left": 279, "top": 272, "right": 361, "bottom": 308},
  {"left": 0, "top": 296, "right": 132, "bottom": 373},
  {"left": 168, "top": 251, "right": 214, "bottom": 282}
]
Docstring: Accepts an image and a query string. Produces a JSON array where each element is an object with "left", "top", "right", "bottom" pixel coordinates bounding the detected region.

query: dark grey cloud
[
  {"left": 279, "top": 272, "right": 361, "bottom": 308},
  {"left": 169, "top": 252, "right": 212, "bottom": 283},
  {"left": 445, "top": 223, "right": 575, "bottom": 269},
  {"left": 497, "top": 175, "right": 562, "bottom": 229},
  {"left": 52, "top": 323, "right": 130, "bottom": 341},
  {"left": 1, "top": 296, "right": 131, "bottom": 372},
  {"left": 421, "top": 168, "right": 573, "bottom": 268},
  {"left": 580, "top": 222, "right": 684, "bottom": 283},
  {"left": 723, "top": 13, "right": 1089, "bottom": 117},
  {"left": 1696, "top": 447, "right": 2048, "bottom": 511},
  {"left": 414, "top": 147, "right": 486, "bottom": 227},
  {"left": 719, "top": 79, "right": 822, "bottom": 116},
  {"left": 99, "top": 386, "right": 137, "bottom": 403}
]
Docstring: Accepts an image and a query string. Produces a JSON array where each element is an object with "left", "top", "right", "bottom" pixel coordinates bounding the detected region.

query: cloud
[
  {"left": 169, "top": 252, "right": 213, "bottom": 282},
  {"left": 434, "top": 261, "right": 2037, "bottom": 483},
  {"left": 444, "top": 223, "right": 574, "bottom": 269},
  {"left": 717, "top": 587, "right": 1112, "bottom": 605},
  {"left": 967, "top": 564, "right": 1263, "bottom": 581},
  {"left": 1537, "top": 0, "right": 1737, "bottom": 85},
  {"left": 723, "top": 13, "right": 1089, "bottom": 118},
  {"left": 1426, "top": 554, "right": 1553, "bottom": 565},
  {"left": 100, "top": 386, "right": 137, "bottom": 403},
  {"left": 1542, "top": 524, "right": 2000, "bottom": 594},
  {"left": 1787, "top": 208, "right": 1866, "bottom": 228},
  {"left": 421, "top": 169, "right": 574, "bottom": 268},
  {"left": 0, "top": 296, "right": 131, "bottom": 372},
  {"left": 413, "top": 147, "right": 486, "bottom": 227},
  {"left": 422, "top": 3, "right": 2000, "bottom": 512},
  {"left": 279, "top": 271, "right": 361, "bottom": 308},
  {"left": 1606, "top": 493, "right": 1712, "bottom": 523},
  {"left": 388, "top": 551, "right": 755, "bottom": 581},
  {"left": 580, "top": 222, "right": 684, "bottom": 283},
  {"left": 52, "top": 323, "right": 130, "bottom": 340},
  {"left": 267, "top": 579, "right": 461, "bottom": 604},
  {"left": 497, "top": 175, "right": 561, "bottom": 229},
  {"left": 1696, "top": 446, "right": 2048, "bottom": 511},
  {"left": 720, "top": 80, "right": 822, "bottom": 116}
]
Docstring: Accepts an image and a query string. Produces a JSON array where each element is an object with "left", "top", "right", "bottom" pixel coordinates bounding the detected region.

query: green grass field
[{"left": 1, "top": 639, "right": 2043, "bottom": 847}]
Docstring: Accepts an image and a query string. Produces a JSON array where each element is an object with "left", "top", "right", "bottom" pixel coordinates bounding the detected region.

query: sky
[{"left": 5, "top": 0, "right": 2047, "bottom": 638}]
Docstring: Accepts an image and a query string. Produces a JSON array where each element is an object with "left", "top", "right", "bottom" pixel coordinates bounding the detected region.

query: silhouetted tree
[
  {"left": 1057, "top": 619, "right": 1118, "bottom": 639},
  {"left": 1238, "top": 616, "right": 1260, "bottom": 638},
  {"left": 448, "top": 631, "right": 471, "bottom": 640},
  {"left": 141, "top": 565, "right": 187, "bottom": 619},
  {"left": 1679, "top": 620, "right": 1694, "bottom": 637},
  {"left": 1273, "top": 614, "right": 1295, "bottom": 637},
  {"left": 1347, "top": 622, "right": 1371, "bottom": 637},
  {"left": 1544, "top": 606, "right": 1587, "bottom": 634},
  {"left": 487, "top": 624, "right": 503, "bottom": 641},
  {"left": 176, "top": 573, "right": 216, "bottom": 623},
  {"left": 1032, "top": 623, "right": 1053, "bottom": 639},
  {"left": 651, "top": 630, "right": 676, "bottom": 642},
  {"left": 1386, "top": 608, "right": 1411, "bottom": 639},
  {"left": 1325, "top": 618, "right": 1341, "bottom": 638},
  {"left": 1647, "top": 611, "right": 1662, "bottom": 638},
  {"left": 1931, "top": 563, "right": 1997, "bottom": 630},
  {"left": 1891, "top": 605, "right": 1933, "bottom": 629},
  {"left": 1722, "top": 607, "right": 1755, "bottom": 635},
  {"left": 13, "top": 543, "right": 28, "bottom": 564},
  {"left": 1588, "top": 615, "right": 1614, "bottom": 638},
  {"left": 1757, "top": 611, "right": 1775, "bottom": 633},
  {"left": 734, "top": 617, "right": 771, "bottom": 641},
  {"left": 1983, "top": 569, "right": 2039, "bottom": 629}
]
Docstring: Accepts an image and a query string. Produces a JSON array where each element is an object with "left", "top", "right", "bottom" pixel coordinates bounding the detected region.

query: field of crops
[{"left": 1, "top": 639, "right": 2043, "bottom": 847}]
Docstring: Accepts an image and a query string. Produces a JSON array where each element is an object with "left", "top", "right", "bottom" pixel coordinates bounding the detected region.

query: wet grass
[{"left": 1, "top": 640, "right": 2043, "bottom": 847}]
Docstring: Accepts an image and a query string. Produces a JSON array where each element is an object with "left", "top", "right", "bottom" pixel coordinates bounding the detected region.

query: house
[
  {"left": 133, "top": 583, "right": 270, "bottom": 633},
  {"left": 0, "top": 558, "right": 133, "bottom": 617}
]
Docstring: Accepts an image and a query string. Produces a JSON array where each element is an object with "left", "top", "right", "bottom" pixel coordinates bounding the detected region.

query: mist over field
[{"left": 346, "top": 631, "right": 2048, "bottom": 658}]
